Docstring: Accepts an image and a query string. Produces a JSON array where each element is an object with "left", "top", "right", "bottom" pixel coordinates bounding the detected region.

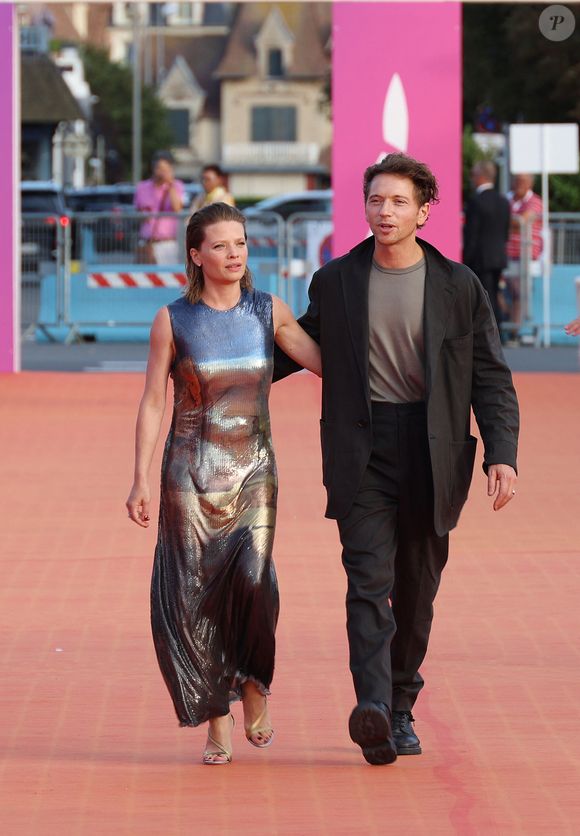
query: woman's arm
[
  {"left": 272, "top": 295, "right": 321, "bottom": 377},
  {"left": 273, "top": 269, "right": 321, "bottom": 382},
  {"left": 126, "top": 307, "right": 174, "bottom": 527}
]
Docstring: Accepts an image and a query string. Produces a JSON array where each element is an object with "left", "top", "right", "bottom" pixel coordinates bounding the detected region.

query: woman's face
[
  {"left": 189, "top": 221, "right": 248, "bottom": 288},
  {"left": 202, "top": 169, "right": 221, "bottom": 193},
  {"left": 153, "top": 158, "right": 174, "bottom": 183}
]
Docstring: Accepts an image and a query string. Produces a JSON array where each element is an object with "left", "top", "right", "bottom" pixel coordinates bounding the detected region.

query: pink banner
[
  {"left": 332, "top": 2, "right": 462, "bottom": 260},
  {"left": 0, "top": 4, "right": 18, "bottom": 372}
]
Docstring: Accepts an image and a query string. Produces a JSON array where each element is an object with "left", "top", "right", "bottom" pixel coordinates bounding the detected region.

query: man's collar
[
  {"left": 511, "top": 189, "right": 533, "bottom": 208},
  {"left": 476, "top": 182, "right": 494, "bottom": 193}
]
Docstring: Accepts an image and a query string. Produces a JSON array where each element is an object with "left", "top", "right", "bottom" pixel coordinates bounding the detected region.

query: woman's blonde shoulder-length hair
[{"left": 184, "top": 202, "right": 253, "bottom": 304}]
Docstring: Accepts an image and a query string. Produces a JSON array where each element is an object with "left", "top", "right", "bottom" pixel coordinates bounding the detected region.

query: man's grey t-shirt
[{"left": 368, "top": 257, "right": 426, "bottom": 403}]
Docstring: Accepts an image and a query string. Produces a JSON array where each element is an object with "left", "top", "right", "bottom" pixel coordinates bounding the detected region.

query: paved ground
[
  {"left": 1, "top": 371, "right": 579, "bottom": 834},
  {"left": 19, "top": 340, "right": 580, "bottom": 373}
]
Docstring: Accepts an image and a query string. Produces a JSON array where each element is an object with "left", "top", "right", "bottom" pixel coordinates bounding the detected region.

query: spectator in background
[
  {"left": 134, "top": 151, "right": 185, "bottom": 265},
  {"left": 463, "top": 160, "right": 510, "bottom": 326},
  {"left": 190, "top": 164, "right": 235, "bottom": 213},
  {"left": 502, "top": 174, "right": 544, "bottom": 341}
]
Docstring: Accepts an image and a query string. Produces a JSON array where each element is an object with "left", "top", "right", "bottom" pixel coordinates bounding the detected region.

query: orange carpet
[{"left": 1, "top": 370, "right": 579, "bottom": 835}]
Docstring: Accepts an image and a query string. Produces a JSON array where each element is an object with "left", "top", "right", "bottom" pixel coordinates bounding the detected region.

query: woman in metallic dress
[{"left": 126, "top": 203, "right": 321, "bottom": 764}]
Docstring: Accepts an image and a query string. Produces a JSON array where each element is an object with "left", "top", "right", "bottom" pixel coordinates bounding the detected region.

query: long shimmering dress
[{"left": 151, "top": 288, "right": 279, "bottom": 727}]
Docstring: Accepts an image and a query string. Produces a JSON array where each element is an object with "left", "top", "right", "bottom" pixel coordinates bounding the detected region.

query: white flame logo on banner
[{"left": 377, "top": 73, "right": 409, "bottom": 160}]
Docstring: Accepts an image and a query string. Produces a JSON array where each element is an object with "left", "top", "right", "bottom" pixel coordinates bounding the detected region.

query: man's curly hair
[{"left": 363, "top": 153, "right": 440, "bottom": 208}]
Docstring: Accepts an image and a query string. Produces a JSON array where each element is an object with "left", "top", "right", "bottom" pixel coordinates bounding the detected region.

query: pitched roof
[
  {"left": 21, "top": 53, "right": 85, "bottom": 123},
  {"left": 32, "top": 2, "right": 111, "bottom": 49},
  {"left": 215, "top": 3, "right": 331, "bottom": 79},
  {"left": 153, "top": 34, "right": 228, "bottom": 119}
]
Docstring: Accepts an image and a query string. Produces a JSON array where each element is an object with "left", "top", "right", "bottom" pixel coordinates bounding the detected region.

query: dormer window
[
  {"left": 255, "top": 8, "right": 294, "bottom": 79},
  {"left": 268, "top": 48, "right": 284, "bottom": 78}
]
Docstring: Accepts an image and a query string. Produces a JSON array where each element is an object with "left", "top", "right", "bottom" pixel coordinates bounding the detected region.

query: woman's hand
[
  {"left": 272, "top": 296, "right": 321, "bottom": 376},
  {"left": 126, "top": 482, "right": 151, "bottom": 527},
  {"left": 127, "top": 307, "right": 173, "bottom": 528},
  {"left": 565, "top": 316, "right": 580, "bottom": 336}
]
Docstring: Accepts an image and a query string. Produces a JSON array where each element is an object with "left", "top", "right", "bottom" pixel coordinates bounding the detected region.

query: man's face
[
  {"left": 365, "top": 174, "right": 429, "bottom": 247},
  {"left": 202, "top": 169, "right": 221, "bottom": 194},
  {"left": 513, "top": 174, "right": 533, "bottom": 199},
  {"left": 471, "top": 166, "right": 484, "bottom": 189}
]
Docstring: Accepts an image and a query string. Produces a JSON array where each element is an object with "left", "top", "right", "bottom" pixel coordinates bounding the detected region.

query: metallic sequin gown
[{"left": 151, "top": 289, "right": 279, "bottom": 727}]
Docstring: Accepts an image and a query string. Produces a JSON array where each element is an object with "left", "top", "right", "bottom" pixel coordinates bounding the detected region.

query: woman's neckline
[{"left": 198, "top": 288, "right": 246, "bottom": 312}]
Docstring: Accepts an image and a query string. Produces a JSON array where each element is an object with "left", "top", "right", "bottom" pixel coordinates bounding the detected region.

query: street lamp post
[{"left": 131, "top": 3, "right": 143, "bottom": 183}]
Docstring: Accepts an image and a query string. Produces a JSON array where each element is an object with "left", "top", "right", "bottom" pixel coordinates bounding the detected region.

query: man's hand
[{"left": 487, "top": 464, "right": 517, "bottom": 511}]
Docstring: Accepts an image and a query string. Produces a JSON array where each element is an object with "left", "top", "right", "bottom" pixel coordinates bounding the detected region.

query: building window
[
  {"left": 167, "top": 108, "right": 190, "bottom": 147},
  {"left": 268, "top": 48, "right": 284, "bottom": 78},
  {"left": 149, "top": 3, "right": 165, "bottom": 26},
  {"left": 111, "top": 2, "right": 132, "bottom": 27},
  {"left": 251, "top": 106, "right": 297, "bottom": 142},
  {"left": 160, "top": 2, "right": 203, "bottom": 26}
]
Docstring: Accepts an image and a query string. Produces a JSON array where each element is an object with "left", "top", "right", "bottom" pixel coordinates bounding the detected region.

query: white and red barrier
[
  {"left": 247, "top": 236, "right": 279, "bottom": 249},
  {"left": 88, "top": 272, "right": 187, "bottom": 289}
]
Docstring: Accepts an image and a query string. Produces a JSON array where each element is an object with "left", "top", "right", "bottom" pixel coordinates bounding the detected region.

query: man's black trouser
[{"left": 337, "top": 401, "right": 449, "bottom": 713}]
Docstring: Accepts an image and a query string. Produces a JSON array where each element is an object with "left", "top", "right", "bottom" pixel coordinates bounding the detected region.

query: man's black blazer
[
  {"left": 463, "top": 187, "right": 511, "bottom": 273},
  {"left": 273, "top": 235, "right": 519, "bottom": 536}
]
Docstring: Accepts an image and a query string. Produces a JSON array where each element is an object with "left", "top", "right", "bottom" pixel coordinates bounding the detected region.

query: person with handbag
[{"left": 134, "top": 151, "right": 185, "bottom": 265}]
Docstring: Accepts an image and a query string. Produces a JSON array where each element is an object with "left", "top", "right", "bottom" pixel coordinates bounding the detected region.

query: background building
[
  {"left": 21, "top": 47, "right": 87, "bottom": 183},
  {"left": 214, "top": 3, "right": 332, "bottom": 196},
  {"left": 19, "top": 2, "right": 332, "bottom": 195}
]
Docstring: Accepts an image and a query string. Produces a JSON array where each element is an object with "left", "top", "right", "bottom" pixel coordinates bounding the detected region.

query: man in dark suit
[
  {"left": 463, "top": 160, "right": 511, "bottom": 326},
  {"left": 274, "top": 153, "right": 519, "bottom": 766}
]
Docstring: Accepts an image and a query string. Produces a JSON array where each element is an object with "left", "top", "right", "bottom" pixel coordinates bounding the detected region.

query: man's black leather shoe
[
  {"left": 348, "top": 702, "right": 397, "bottom": 765},
  {"left": 392, "top": 710, "right": 422, "bottom": 755}
]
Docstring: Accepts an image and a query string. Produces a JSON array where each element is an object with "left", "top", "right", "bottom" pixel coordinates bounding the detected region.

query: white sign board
[
  {"left": 509, "top": 123, "right": 579, "bottom": 174},
  {"left": 63, "top": 135, "right": 92, "bottom": 159}
]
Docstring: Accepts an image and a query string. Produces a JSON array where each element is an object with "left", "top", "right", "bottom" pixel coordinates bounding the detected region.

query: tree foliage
[
  {"left": 463, "top": 4, "right": 580, "bottom": 210},
  {"left": 80, "top": 45, "right": 173, "bottom": 182}
]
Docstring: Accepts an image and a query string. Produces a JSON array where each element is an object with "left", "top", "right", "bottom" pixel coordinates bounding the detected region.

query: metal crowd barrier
[
  {"left": 245, "top": 212, "right": 286, "bottom": 300},
  {"left": 20, "top": 209, "right": 579, "bottom": 345},
  {"left": 286, "top": 213, "right": 333, "bottom": 316},
  {"left": 22, "top": 210, "right": 286, "bottom": 342},
  {"left": 21, "top": 212, "right": 69, "bottom": 339},
  {"left": 499, "top": 214, "right": 580, "bottom": 345},
  {"left": 550, "top": 214, "right": 580, "bottom": 265}
]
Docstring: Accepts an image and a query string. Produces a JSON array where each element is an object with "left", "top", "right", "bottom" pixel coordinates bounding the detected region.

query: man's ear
[{"left": 417, "top": 203, "right": 430, "bottom": 228}]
